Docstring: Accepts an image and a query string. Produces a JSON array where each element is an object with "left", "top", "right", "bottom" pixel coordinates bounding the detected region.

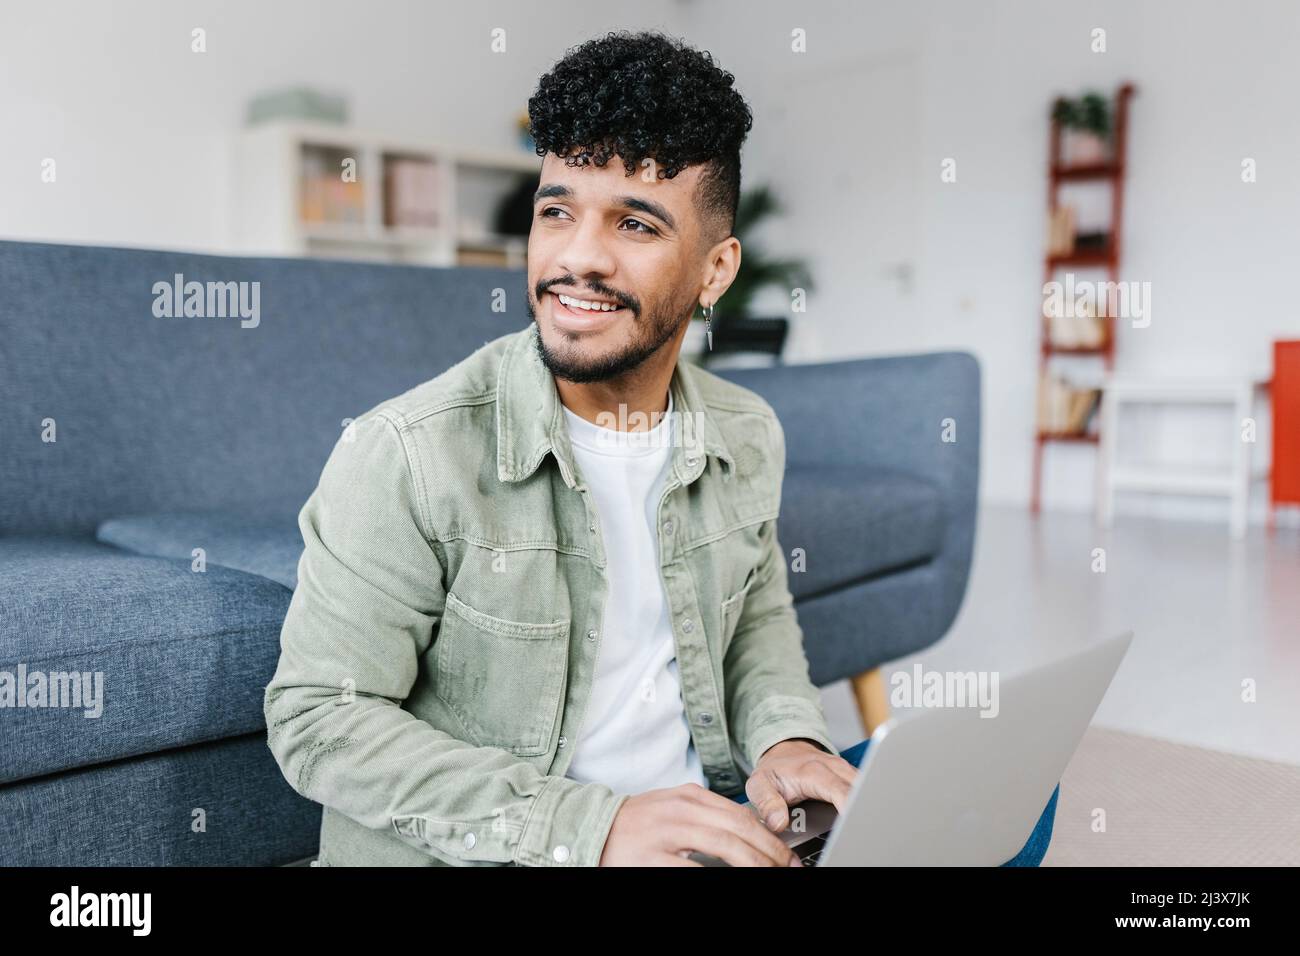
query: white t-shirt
[{"left": 560, "top": 388, "right": 708, "bottom": 795}]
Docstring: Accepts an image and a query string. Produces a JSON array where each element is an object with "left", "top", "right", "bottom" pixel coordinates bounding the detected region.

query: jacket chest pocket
[{"left": 435, "top": 590, "right": 570, "bottom": 757}]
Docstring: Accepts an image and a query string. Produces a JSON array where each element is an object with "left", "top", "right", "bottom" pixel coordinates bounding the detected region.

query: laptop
[{"left": 699, "top": 631, "right": 1133, "bottom": 866}]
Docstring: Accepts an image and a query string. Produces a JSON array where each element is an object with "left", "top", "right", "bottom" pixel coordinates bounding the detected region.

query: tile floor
[{"left": 819, "top": 505, "right": 1300, "bottom": 767}]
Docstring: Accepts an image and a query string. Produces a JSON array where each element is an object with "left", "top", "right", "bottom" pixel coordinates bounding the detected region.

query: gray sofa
[{"left": 0, "top": 239, "right": 979, "bottom": 865}]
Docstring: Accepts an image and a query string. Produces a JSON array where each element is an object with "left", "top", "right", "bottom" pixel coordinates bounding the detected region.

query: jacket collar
[{"left": 496, "top": 324, "right": 736, "bottom": 489}]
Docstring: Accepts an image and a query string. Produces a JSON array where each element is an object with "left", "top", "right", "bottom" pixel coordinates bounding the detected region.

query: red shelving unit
[{"left": 1031, "top": 83, "right": 1136, "bottom": 514}]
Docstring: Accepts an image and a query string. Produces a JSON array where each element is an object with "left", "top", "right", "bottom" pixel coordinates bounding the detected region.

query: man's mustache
[{"left": 537, "top": 279, "right": 638, "bottom": 315}]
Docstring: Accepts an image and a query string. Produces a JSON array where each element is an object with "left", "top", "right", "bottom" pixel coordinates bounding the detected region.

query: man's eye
[{"left": 537, "top": 208, "right": 654, "bottom": 235}]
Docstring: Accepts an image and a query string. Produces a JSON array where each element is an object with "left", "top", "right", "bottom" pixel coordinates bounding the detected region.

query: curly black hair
[{"left": 527, "top": 30, "right": 753, "bottom": 244}]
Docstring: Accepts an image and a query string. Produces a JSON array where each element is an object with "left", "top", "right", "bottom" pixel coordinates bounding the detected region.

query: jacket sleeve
[
  {"left": 263, "top": 410, "right": 626, "bottom": 867},
  {"left": 722, "top": 414, "right": 837, "bottom": 776}
]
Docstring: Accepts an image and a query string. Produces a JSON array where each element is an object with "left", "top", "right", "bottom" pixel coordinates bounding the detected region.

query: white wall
[
  {"left": 0, "top": 0, "right": 680, "bottom": 252},
  {"left": 679, "top": 0, "right": 1299, "bottom": 520},
  {"left": 3, "top": 0, "right": 1296, "bottom": 519}
]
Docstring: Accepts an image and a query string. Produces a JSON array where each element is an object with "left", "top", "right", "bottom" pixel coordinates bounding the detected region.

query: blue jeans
[{"left": 730, "top": 738, "right": 1059, "bottom": 866}]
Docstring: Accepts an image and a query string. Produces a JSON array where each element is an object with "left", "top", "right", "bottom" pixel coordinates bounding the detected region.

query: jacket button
[
  {"left": 686, "top": 455, "right": 698, "bottom": 467},
  {"left": 463, "top": 832, "right": 477, "bottom": 850},
  {"left": 681, "top": 618, "right": 694, "bottom": 633},
  {"left": 662, "top": 518, "right": 675, "bottom": 535},
  {"left": 553, "top": 845, "right": 570, "bottom": 863},
  {"left": 586, "top": 628, "right": 598, "bottom": 642},
  {"left": 697, "top": 712, "right": 714, "bottom": 726},
  {"left": 558, "top": 735, "right": 567, "bottom": 749}
]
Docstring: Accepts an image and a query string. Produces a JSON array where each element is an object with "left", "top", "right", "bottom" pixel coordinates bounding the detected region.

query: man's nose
[{"left": 557, "top": 217, "right": 616, "bottom": 279}]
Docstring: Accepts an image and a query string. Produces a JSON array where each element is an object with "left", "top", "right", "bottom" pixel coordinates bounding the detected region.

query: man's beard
[{"left": 526, "top": 287, "right": 689, "bottom": 384}]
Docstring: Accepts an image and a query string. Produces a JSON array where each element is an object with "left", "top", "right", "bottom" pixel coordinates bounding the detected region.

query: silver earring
[{"left": 702, "top": 301, "right": 713, "bottom": 351}]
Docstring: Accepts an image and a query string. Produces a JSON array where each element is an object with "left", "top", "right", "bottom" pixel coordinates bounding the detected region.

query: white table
[{"left": 1095, "top": 377, "right": 1261, "bottom": 538}]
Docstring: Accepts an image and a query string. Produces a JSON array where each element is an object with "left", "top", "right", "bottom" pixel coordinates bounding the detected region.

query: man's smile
[{"left": 547, "top": 289, "right": 632, "bottom": 332}]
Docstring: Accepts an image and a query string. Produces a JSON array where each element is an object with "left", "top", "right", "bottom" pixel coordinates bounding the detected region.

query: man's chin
[
  {"left": 535, "top": 335, "right": 617, "bottom": 383},
  {"left": 533, "top": 323, "right": 650, "bottom": 384}
]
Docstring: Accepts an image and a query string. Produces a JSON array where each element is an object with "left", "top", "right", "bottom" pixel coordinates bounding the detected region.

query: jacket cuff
[
  {"left": 733, "top": 694, "right": 837, "bottom": 775},
  {"left": 513, "top": 776, "right": 628, "bottom": 867}
]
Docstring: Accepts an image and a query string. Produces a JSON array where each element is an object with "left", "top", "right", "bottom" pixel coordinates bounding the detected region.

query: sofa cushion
[
  {"left": 0, "top": 731, "right": 322, "bottom": 866},
  {"left": 90, "top": 475, "right": 945, "bottom": 606},
  {"left": 0, "top": 536, "right": 292, "bottom": 784},
  {"left": 0, "top": 240, "right": 530, "bottom": 537},
  {"left": 779, "top": 465, "right": 945, "bottom": 600},
  {"left": 97, "top": 511, "right": 302, "bottom": 590}
]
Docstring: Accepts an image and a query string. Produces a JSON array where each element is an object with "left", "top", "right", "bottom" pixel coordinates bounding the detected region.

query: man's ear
[{"left": 699, "top": 235, "right": 742, "bottom": 307}]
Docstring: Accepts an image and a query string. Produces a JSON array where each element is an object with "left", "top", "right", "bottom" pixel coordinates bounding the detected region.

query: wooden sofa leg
[{"left": 850, "top": 667, "right": 890, "bottom": 736}]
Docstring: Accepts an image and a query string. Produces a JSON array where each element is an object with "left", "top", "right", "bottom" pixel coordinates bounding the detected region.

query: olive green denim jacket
[{"left": 263, "top": 323, "right": 835, "bottom": 867}]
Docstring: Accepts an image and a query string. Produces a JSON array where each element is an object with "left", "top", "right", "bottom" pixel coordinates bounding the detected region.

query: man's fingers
[
  {"left": 796, "top": 761, "right": 854, "bottom": 813},
  {"left": 659, "top": 853, "right": 703, "bottom": 866},
  {"left": 683, "top": 780, "right": 778, "bottom": 825},
  {"left": 826, "top": 755, "right": 859, "bottom": 790},
  {"left": 671, "top": 821, "right": 789, "bottom": 867},
  {"left": 744, "top": 771, "right": 791, "bottom": 832},
  {"left": 710, "top": 801, "right": 799, "bottom": 865},
  {"left": 690, "top": 783, "right": 793, "bottom": 849},
  {"left": 747, "top": 754, "right": 859, "bottom": 821},
  {"left": 676, "top": 790, "right": 798, "bottom": 865},
  {"left": 795, "top": 752, "right": 858, "bottom": 794}
]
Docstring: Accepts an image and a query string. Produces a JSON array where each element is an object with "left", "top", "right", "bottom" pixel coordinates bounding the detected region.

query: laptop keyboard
[{"left": 796, "top": 834, "right": 828, "bottom": 865}]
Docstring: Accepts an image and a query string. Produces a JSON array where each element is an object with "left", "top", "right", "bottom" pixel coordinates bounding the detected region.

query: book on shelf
[
  {"left": 1045, "top": 310, "right": 1107, "bottom": 349},
  {"left": 1036, "top": 372, "right": 1102, "bottom": 436},
  {"left": 384, "top": 158, "right": 441, "bottom": 229},
  {"left": 1042, "top": 276, "right": 1108, "bottom": 349},
  {"left": 299, "top": 148, "right": 365, "bottom": 225},
  {"left": 1047, "top": 205, "right": 1076, "bottom": 256}
]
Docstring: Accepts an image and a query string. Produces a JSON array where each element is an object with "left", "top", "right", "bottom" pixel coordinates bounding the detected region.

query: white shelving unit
[
  {"left": 233, "top": 121, "right": 538, "bottom": 268},
  {"left": 1095, "top": 377, "right": 1268, "bottom": 538}
]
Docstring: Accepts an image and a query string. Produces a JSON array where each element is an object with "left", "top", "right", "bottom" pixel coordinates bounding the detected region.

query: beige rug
[{"left": 1042, "top": 727, "right": 1300, "bottom": 866}]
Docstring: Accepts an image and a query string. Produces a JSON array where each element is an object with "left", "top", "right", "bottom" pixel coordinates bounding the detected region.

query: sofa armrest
[{"left": 715, "top": 351, "right": 981, "bottom": 643}]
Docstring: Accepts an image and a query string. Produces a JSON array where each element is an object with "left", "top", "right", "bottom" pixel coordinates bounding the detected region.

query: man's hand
[
  {"left": 745, "top": 738, "right": 857, "bottom": 833},
  {"left": 598, "top": 782, "right": 803, "bottom": 866}
]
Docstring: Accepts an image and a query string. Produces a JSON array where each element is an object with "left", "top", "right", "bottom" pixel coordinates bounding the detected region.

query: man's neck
[{"left": 554, "top": 344, "right": 680, "bottom": 433}]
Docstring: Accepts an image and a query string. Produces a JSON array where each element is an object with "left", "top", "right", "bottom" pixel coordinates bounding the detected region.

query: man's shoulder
[
  {"left": 683, "top": 362, "right": 784, "bottom": 443},
  {"left": 687, "top": 364, "right": 776, "bottom": 413},
  {"left": 351, "top": 326, "right": 528, "bottom": 431}
]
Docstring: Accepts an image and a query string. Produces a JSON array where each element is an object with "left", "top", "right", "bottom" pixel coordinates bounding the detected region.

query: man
[
  {"left": 263, "top": 29, "right": 854, "bottom": 867},
  {"left": 264, "top": 31, "right": 1058, "bottom": 867}
]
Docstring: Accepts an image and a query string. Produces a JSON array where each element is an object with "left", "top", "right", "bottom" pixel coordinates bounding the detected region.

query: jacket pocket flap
[{"left": 444, "top": 590, "right": 569, "bottom": 639}]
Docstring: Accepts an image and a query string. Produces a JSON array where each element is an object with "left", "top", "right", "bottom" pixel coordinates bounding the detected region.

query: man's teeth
[{"left": 557, "top": 293, "right": 620, "bottom": 312}]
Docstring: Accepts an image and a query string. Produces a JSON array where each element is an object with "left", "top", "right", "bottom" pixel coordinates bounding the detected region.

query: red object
[{"left": 1272, "top": 341, "right": 1300, "bottom": 508}]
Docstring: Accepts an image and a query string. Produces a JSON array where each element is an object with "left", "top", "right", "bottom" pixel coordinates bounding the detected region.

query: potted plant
[
  {"left": 686, "top": 184, "right": 815, "bottom": 361},
  {"left": 1052, "top": 92, "right": 1112, "bottom": 165},
  {"left": 516, "top": 111, "right": 536, "bottom": 153}
]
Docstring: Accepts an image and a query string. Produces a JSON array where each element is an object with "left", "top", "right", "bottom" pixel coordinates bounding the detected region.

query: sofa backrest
[{"left": 0, "top": 240, "right": 527, "bottom": 535}]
